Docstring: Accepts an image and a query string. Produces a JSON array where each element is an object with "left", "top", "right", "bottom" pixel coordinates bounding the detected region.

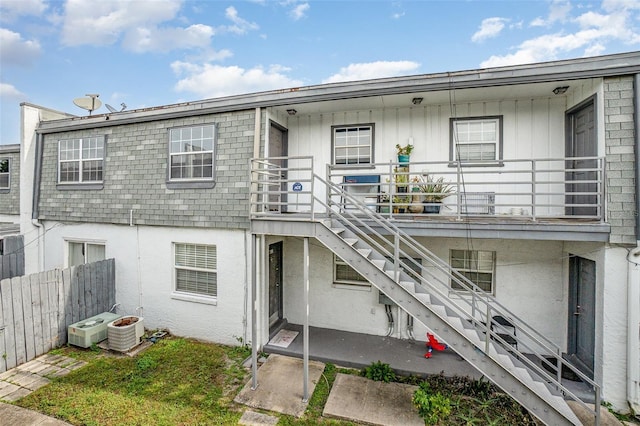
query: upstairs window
[
  {"left": 58, "top": 137, "right": 105, "bottom": 183},
  {"left": 450, "top": 117, "right": 502, "bottom": 164},
  {"left": 0, "top": 158, "right": 9, "bottom": 189},
  {"left": 169, "top": 125, "right": 215, "bottom": 181},
  {"left": 332, "top": 124, "right": 374, "bottom": 166}
]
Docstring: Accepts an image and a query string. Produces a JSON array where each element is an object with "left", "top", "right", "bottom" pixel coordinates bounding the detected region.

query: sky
[{"left": 1, "top": 0, "right": 640, "bottom": 145}]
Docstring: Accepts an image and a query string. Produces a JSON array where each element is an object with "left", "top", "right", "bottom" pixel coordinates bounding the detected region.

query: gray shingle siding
[
  {"left": 0, "top": 148, "right": 20, "bottom": 215},
  {"left": 604, "top": 75, "right": 637, "bottom": 244},
  {"left": 38, "top": 110, "right": 257, "bottom": 229}
]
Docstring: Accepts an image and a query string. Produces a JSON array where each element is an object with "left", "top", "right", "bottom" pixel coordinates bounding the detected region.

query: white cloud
[
  {"left": 122, "top": 24, "right": 214, "bottom": 53},
  {"left": 322, "top": 61, "right": 421, "bottom": 84},
  {"left": 530, "top": 0, "right": 572, "bottom": 26},
  {"left": 171, "top": 62, "right": 304, "bottom": 98},
  {"left": 472, "top": 17, "right": 509, "bottom": 43},
  {"left": 289, "top": 3, "right": 310, "bottom": 20},
  {"left": 222, "top": 6, "right": 259, "bottom": 34},
  {"left": 60, "top": 0, "right": 215, "bottom": 52},
  {"left": 0, "top": 28, "right": 42, "bottom": 66},
  {"left": 481, "top": 0, "right": 640, "bottom": 67},
  {"left": 0, "top": 82, "right": 25, "bottom": 98},
  {"left": 0, "top": 0, "right": 47, "bottom": 22}
]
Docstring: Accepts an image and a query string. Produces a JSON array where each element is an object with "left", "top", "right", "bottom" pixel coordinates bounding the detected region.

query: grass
[{"left": 13, "top": 337, "right": 575, "bottom": 425}]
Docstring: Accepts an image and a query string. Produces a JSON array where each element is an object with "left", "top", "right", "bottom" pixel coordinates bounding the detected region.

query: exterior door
[
  {"left": 268, "top": 122, "right": 288, "bottom": 212},
  {"left": 567, "top": 256, "right": 596, "bottom": 377},
  {"left": 565, "top": 99, "right": 597, "bottom": 216},
  {"left": 268, "top": 242, "right": 283, "bottom": 327}
]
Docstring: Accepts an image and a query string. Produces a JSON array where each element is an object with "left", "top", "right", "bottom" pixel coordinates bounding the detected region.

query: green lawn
[{"left": 14, "top": 336, "right": 552, "bottom": 425}]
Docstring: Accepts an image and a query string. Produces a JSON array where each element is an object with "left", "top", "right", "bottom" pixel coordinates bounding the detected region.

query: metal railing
[
  {"left": 329, "top": 157, "right": 605, "bottom": 221},
  {"left": 250, "top": 155, "right": 601, "bottom": 424}
]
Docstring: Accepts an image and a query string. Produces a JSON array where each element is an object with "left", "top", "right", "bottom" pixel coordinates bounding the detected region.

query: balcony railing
[
  {"left": 250, "top": 156, "right": 605, "bottom": 222},
  {"left": 329, "top": 157, "right": 605, "bottom": 221}
]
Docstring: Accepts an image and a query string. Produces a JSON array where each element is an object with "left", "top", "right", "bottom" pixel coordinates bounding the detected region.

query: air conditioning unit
[
  {"left": 68, "top": 312, "right": 122, "bottom": 348},
  {"left": 107, "top": 316, "right": 144, "bottom": 352},
  {"left": 461, "top": 192, "right": 495, "bottom": 215}
]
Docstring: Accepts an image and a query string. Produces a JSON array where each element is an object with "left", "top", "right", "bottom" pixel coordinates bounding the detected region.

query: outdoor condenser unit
[
  {"left": 68, "top": 312, "right": 122, "bottom": 348},
  {"left": 107, "top": 316, "right": 145, "bottom": 352}
]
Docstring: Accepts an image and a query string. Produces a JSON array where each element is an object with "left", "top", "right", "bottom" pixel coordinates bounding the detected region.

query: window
[
  {"left": 0, "top": 158, "right": 9, "bottom": 189},
  {"left": 450, "top": 117, "right": 502, "bottom": 163},
  {"left": 174, "top": 243, "right": 217, "bottom": 297},
  {"left": 334, "top": 255, "right": 369, "bottom": 287},
  {"left": 68, "top": 241, "right": 106, "bottom": 267},
  {"left": 169, "top": 125, "right": 215, "bottom": 181},
  {"left": 58, "top": 137, "right": 105, "bottom": 183},
  {"left": 332, "top": 124, "right": 374, "bottom": 166},
  {"left": 450, "top": 250, "right": 495, "bottom": 292}
]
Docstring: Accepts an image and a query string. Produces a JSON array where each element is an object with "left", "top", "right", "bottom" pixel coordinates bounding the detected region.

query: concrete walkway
[{"left": 0, "top": 354, "right": 84, "bottom": 426}]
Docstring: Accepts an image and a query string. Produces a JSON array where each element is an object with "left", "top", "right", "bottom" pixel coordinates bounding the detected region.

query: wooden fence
[
  {"left": 0, "top": 258, "right": 115, "bottom": 373},
  {"left": 0, "top": 235, "right": 25, "bottom": 280}
]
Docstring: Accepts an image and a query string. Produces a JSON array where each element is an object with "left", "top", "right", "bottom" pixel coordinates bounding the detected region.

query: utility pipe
[{"left": 629, "top": 73, "right": 640, "bottom": 414}]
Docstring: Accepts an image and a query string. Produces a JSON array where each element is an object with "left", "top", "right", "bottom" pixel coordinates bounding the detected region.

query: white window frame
[
  {"left": 58, "top": 137, "right": 105, "bottom": 184},
  {"left": 450, "top": 249, "right": 496, "bottom": 293},
  {"left": 173, "top": 243, "right": 218, "bottom": 300},
  {"left": 450, "top": 116, "right": 502, "bottom": 164},
  {"left": 332, "top": 124, "right": 374, "bottom": 166},
  {"left": 333, "top": 255, "right": 370, "bottom": 287},
  {"left": 66, "top": 240, "right": 106, "bottom": 267},
  {"left": 0, "top": 158, "right": 9, "bottom": 189},
  {"left": 168, "top": 124, "right": 215, "bottom": 182}
]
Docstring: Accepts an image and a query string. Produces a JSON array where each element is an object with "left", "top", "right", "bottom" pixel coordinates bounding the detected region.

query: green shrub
[
  {"left": 413, "top": 381, "right": 452, "bottom": 424},
  {"left": 362, "top": 360, "right": 396, "bottom": 383}
]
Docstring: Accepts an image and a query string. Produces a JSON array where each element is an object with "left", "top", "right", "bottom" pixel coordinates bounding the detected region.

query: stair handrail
[{"left": 316, "top": 172, "right": 600, "bottom": 424}]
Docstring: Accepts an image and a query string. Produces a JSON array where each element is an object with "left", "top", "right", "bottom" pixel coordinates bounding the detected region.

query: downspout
[
  {"left": 629, "top": 73, "right": 640, "bottom": 414},
  {"left": 31, "top": 132, "right": 44, "bottom": 271}
]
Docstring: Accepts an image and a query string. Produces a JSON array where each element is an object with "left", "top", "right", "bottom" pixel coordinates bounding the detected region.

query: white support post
[
  {"left": 303, "top": 237, "right": 310, "bottom": 402},
  {"left": 251, "top": 234, "right": 258, "bottom": 390}
]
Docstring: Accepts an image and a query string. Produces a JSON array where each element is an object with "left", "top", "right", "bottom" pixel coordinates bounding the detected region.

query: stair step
[
  {"left": 356, "top": 248, "right": 372, "bottom": 258},
  {"left": 415, "top": 293, "right": 431, "bottom": 304},
  {"left": 344, "top": 238, "right": 358, "bottom": 246},
  {"left": 331, "top": 228, "right": 345, "bottom": 235},
  {"left": 399, "top": 281, "right": 415, "bottom": 292},
  {"left": 371, "top": 259, "right": 386, "bottom": 269}
]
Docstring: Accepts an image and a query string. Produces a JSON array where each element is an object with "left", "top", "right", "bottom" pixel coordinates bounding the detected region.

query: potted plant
[
  {"left": 379, "top": 193, "right": 391, "bottom": 214},
  {"left": 412, "top": 174, "right": 454, "bottom": 214},
  {"left": 395, "top": 143, "right": 414, "bottom": 165}
]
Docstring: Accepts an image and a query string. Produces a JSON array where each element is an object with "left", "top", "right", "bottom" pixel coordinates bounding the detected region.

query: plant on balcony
[
  {"left": 412, "top": 175, "right": 454, "bottom": 213},
  {"left": 395, "top": 143, "right": 414, "bottom": 165}
]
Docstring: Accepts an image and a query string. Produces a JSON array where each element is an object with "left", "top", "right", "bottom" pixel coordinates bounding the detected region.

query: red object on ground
[{"left": 424, "top": 333, "right": 448, "bottom": 358}]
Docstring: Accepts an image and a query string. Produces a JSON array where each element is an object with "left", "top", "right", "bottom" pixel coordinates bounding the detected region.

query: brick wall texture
[
  {"left": 0, "top": 149, "right": 20, "bottom": 215},
  {"left": 38, "top": 110, "right": 259, "bottom": 229},
  {"left": 604, "top": 75, "right": 637, "bottom": 245}
]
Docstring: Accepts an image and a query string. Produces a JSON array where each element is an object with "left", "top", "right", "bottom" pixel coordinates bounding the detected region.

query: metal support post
[{"left": 303, "top": 237, "right": 310, "bottom": 402}]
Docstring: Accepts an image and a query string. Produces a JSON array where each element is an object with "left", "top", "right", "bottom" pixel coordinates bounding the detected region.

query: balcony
[{"left": 250, "top": 156, "right": 610, "bottom": 242}]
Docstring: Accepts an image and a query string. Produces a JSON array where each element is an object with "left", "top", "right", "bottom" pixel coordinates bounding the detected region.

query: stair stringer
[{"left": 313, "top": 221, "right": 581, "bottom": 426}]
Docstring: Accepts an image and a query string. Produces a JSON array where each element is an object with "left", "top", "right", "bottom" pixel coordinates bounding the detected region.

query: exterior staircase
[{"left": 250, "top": 157, "right": 601, "bottom": 425}]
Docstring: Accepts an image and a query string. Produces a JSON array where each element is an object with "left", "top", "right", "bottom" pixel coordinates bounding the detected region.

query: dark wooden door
[
  {"left": 566, "top": 100, "right": 597, "bottom": 216},
  {"left": 268, "top": 242, "right": 283, "bottom": 327},
  {"left": 268, "top": 122, "right": 288, "bottom": 212},
  {"left": 568, "top": 256, "right": 596, "bottom": 377}
]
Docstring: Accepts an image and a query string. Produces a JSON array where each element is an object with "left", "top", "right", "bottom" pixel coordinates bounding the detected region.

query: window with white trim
[
  {"left": 450, "top": 249, "right": 495, "bottom": 292},
  {"left": 334, "top": 255, "right": 369, "bottom": 287},
  {"left": 58, "top": 137, "right": 105, "bottom": 183},
  {"left": 451, "top": 117, "right": 502, "bottom": 163},
  {"left": 174, "top": 243, "right": 217, "bottom": 297},
  {"left": 169, "top": 125, "right": 215, "bottom": 181},
  {"left": 0, "top": 158, "right": 9, "bottom": 189},
  {"left": 68, "top": 241, "right": 106, "bottom": 267},
  {"left": 332, "top": 124, "right": 374, "bottom": 166}
]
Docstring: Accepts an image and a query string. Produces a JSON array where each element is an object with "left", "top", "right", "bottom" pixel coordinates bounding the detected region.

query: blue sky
[{"left": 2, "top": 0, "right": 640, "bottom": 145}]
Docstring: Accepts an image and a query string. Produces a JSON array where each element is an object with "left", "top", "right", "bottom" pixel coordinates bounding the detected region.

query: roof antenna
[
  {"left": 105, "top": 104, "right": 117, "bottom": 113},
  {"left": 73, "top": 94, "right": 101, "bottom": 115}
]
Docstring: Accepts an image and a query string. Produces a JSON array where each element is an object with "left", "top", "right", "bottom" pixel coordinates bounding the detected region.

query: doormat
[{"left": 268, "top": 330, "right": 299, "bottom": 348}]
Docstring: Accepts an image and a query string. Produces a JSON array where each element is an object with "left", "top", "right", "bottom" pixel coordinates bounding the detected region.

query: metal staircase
[{"left": 251, "top": 156, "right": 601, "bottom": 425}]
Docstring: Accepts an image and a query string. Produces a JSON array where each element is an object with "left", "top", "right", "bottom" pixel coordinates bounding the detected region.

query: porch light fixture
[
  {"left": 552, "top": 86, "right": 569, "bottom": 95},
  {"left": 286, "top": 109, "right": 297, "bottom": 115},
  {"left": 412, "top": 97, "right": 423, "bottom": 105}
]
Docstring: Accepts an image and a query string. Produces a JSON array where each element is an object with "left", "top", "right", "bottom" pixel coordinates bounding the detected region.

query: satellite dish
[
  {"left": 73, "top": 94, "right": 102, "bottom": 115},
  {"left": 105, "top": 104, "right": 117, "bottom": 113}
]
